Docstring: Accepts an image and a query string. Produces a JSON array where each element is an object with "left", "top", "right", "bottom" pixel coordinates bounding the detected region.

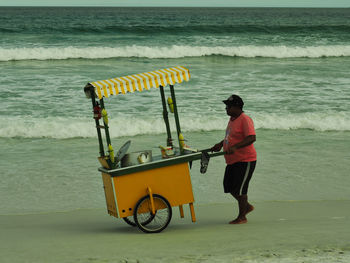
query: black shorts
[{"left": 223, "top": 161, "right": 256, "bottom": 195}]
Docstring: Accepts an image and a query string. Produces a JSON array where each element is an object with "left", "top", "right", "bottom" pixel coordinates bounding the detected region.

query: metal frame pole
[
  {"left": 90, "top": 90, "right": 105, "bottom": 157},
  {"left": 159, "top": 85, "right": 173, "bottom": 147},
  {"left": 169, "top": 85, "right": 183, "bottom": 153},
  {"left": 99, "top": 99, "right": 112, "bottom": 147}
]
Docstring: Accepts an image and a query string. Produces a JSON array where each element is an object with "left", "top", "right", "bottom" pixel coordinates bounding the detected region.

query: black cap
[{"left": 223, "top": 94, "right": 244, "bottom": 109}]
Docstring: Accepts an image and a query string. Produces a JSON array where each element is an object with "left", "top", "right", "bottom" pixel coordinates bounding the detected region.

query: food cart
[{"left": 84, "top": 66, "right": 223, "bottom": 233}]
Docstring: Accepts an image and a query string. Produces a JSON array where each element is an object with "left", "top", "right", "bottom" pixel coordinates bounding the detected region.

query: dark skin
[{"left": 211, "top": 104, "right": 256, "bottom": 224}]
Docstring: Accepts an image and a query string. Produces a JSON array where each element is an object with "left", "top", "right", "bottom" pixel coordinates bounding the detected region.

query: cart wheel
[
  {"left": 123, "top": 217, "right": 137, "bottom": 227},
  {"left": 133, "top": 194, "right": 172, "bottom": 233},
  {"left": 122, "top": 213, "right": 155, "bottom": 227}
]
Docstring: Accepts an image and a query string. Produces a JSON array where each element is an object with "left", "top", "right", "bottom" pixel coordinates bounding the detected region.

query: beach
[
  {"left": 1, "top": 6, "right": 350, "bottom": 263},
  {"left": 1, "top": 201, "right": 350, "bottom": 263}
]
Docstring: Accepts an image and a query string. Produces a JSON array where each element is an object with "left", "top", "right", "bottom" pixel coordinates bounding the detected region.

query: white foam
[
  {"left": 1, "top": 45, "right": 350, "bottom": 61},
  {"left": 0, "top": 112, "right": 349, "bottom": 139},
  {"left": 253, "top": 112, "right": 350, "bottom": 132}
]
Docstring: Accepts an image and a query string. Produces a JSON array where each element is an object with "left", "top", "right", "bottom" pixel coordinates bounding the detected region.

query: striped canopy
[{"left": 85, "top": 66, "right": 190, "bottom": 99}]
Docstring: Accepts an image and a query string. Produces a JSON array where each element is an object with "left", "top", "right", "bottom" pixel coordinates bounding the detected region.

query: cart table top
[{"left": 99, "top": 151, "right": 224, "bottom": 177}]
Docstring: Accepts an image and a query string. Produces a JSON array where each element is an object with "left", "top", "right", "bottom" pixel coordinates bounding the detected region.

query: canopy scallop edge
[{"left": 84, "top": 66, "right": 190, "bottom": 99}]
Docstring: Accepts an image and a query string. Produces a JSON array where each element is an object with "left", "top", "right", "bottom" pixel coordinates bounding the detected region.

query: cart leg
[
  {"left": 147, "top": 187, "right": 156, "bottom": 215},
  {"left": 189, "top": 203, "right": 196, "bottom": 222},
  {"left": 179, "top": 205, "right": 184, "bottom": 218}
]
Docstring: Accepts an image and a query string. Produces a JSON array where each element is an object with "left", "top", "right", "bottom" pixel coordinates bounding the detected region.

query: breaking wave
[
  {"left": 2, "top": 24, "right": 350, "bottom": 34},
  {"left": 0, "top": 112, "right": 349, "bottom": 139},
  {"left": 1, "top": 45, "right": 350, "bottom": 61}
]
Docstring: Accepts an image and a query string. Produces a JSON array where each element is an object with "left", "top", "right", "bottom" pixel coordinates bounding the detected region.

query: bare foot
[
  {"left": 229, "top": 217, "right": 247, "bottom": 224},
  {"left": 246, "top": 204, "right": 254, "bottom": 215}
]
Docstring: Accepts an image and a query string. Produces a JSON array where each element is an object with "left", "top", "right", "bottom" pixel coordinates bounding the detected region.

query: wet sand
[{"left": 1, "top": 200, "right": 349, "bottom": 263}]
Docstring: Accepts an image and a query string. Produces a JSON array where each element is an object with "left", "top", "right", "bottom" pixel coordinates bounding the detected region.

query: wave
[
  {"left": 253, "top": 112, "right": 350, "bottom": 132},
  {"left": 1, "top": 45, "right": 350, "bottom": 61},
  {"left": 1, "top": 25, "right": 350, "bottom": 34},
  {"left": 1, "top": 112, "right": 349, "bottom": 139}
]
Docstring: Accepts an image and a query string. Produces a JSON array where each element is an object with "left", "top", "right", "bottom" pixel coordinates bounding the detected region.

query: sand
[{"left": 1, "top": 200, "right": 349, "bottom": 263}]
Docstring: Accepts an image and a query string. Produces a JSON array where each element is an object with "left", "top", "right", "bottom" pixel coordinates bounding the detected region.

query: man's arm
[
  {"left": 211, "top": 140, "right": 224, "bottom": 152},
  {"left": 226, "top": 135, "right": 256, "bottom": 154}
]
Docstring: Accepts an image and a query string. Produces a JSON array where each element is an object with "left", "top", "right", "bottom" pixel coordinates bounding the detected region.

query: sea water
[{"left": 1, "top": 7, "right": 349, "bottom": 213}]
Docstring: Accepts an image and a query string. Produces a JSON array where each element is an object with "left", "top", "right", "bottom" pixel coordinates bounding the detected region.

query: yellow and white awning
[{"left": 85, "top": 66, "right": 190, "bottom": 99}]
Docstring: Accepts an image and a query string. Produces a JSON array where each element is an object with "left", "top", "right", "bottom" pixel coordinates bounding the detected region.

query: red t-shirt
[{"left": 223, "top": 113, "right": 257, "bottom": 164}]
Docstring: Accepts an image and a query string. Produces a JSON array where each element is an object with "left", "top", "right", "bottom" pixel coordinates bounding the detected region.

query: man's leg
[{"left": 229, "top": 194, "right": 254, "bottom": 224}]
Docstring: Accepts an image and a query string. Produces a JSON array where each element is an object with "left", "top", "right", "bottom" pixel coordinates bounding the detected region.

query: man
[{"left": 211, "top": 94, "right": 257, "bottom": 224}]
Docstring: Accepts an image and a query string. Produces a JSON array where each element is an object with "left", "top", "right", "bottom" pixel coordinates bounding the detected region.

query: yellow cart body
[{"left": 101, "top": 161, "right": 196, "bottom": 222}]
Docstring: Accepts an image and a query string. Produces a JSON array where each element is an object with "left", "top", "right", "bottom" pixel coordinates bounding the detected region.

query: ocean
[
  {"left": 1, "top": 6, "right": 350, "bottom": 212},
  {"left": 1, "top": 6, "right": 350, "bottom": 262}
]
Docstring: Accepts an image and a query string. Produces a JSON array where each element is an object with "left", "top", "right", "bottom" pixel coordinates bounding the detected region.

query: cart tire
[
  {"left": 123, "top": 217, "right": 137, "bottom": 227},
  {"left": 122, "top": 213, "right": 155, "bottom": 227},
  {"left": 133, "top": 194, "right": 172, "bottom": 233}
]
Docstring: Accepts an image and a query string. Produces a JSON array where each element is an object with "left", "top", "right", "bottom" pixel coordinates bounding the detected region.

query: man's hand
[{"left": 211, "top": 142, "right": 223, "bottom": 152}]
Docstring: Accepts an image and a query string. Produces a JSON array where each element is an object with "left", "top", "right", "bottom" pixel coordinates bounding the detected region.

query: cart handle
[{"left": 199, "top": 149, "right": 226, "bottom": 158}]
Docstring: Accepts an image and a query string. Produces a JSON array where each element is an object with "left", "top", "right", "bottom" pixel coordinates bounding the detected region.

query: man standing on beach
[{"left": 211, "top": 94, "right": 257, "bottom": 224}]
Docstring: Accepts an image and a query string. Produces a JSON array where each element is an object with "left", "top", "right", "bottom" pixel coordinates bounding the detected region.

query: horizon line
[{"left": 0, "top": 5, "right": 349, "bottom": 8}]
